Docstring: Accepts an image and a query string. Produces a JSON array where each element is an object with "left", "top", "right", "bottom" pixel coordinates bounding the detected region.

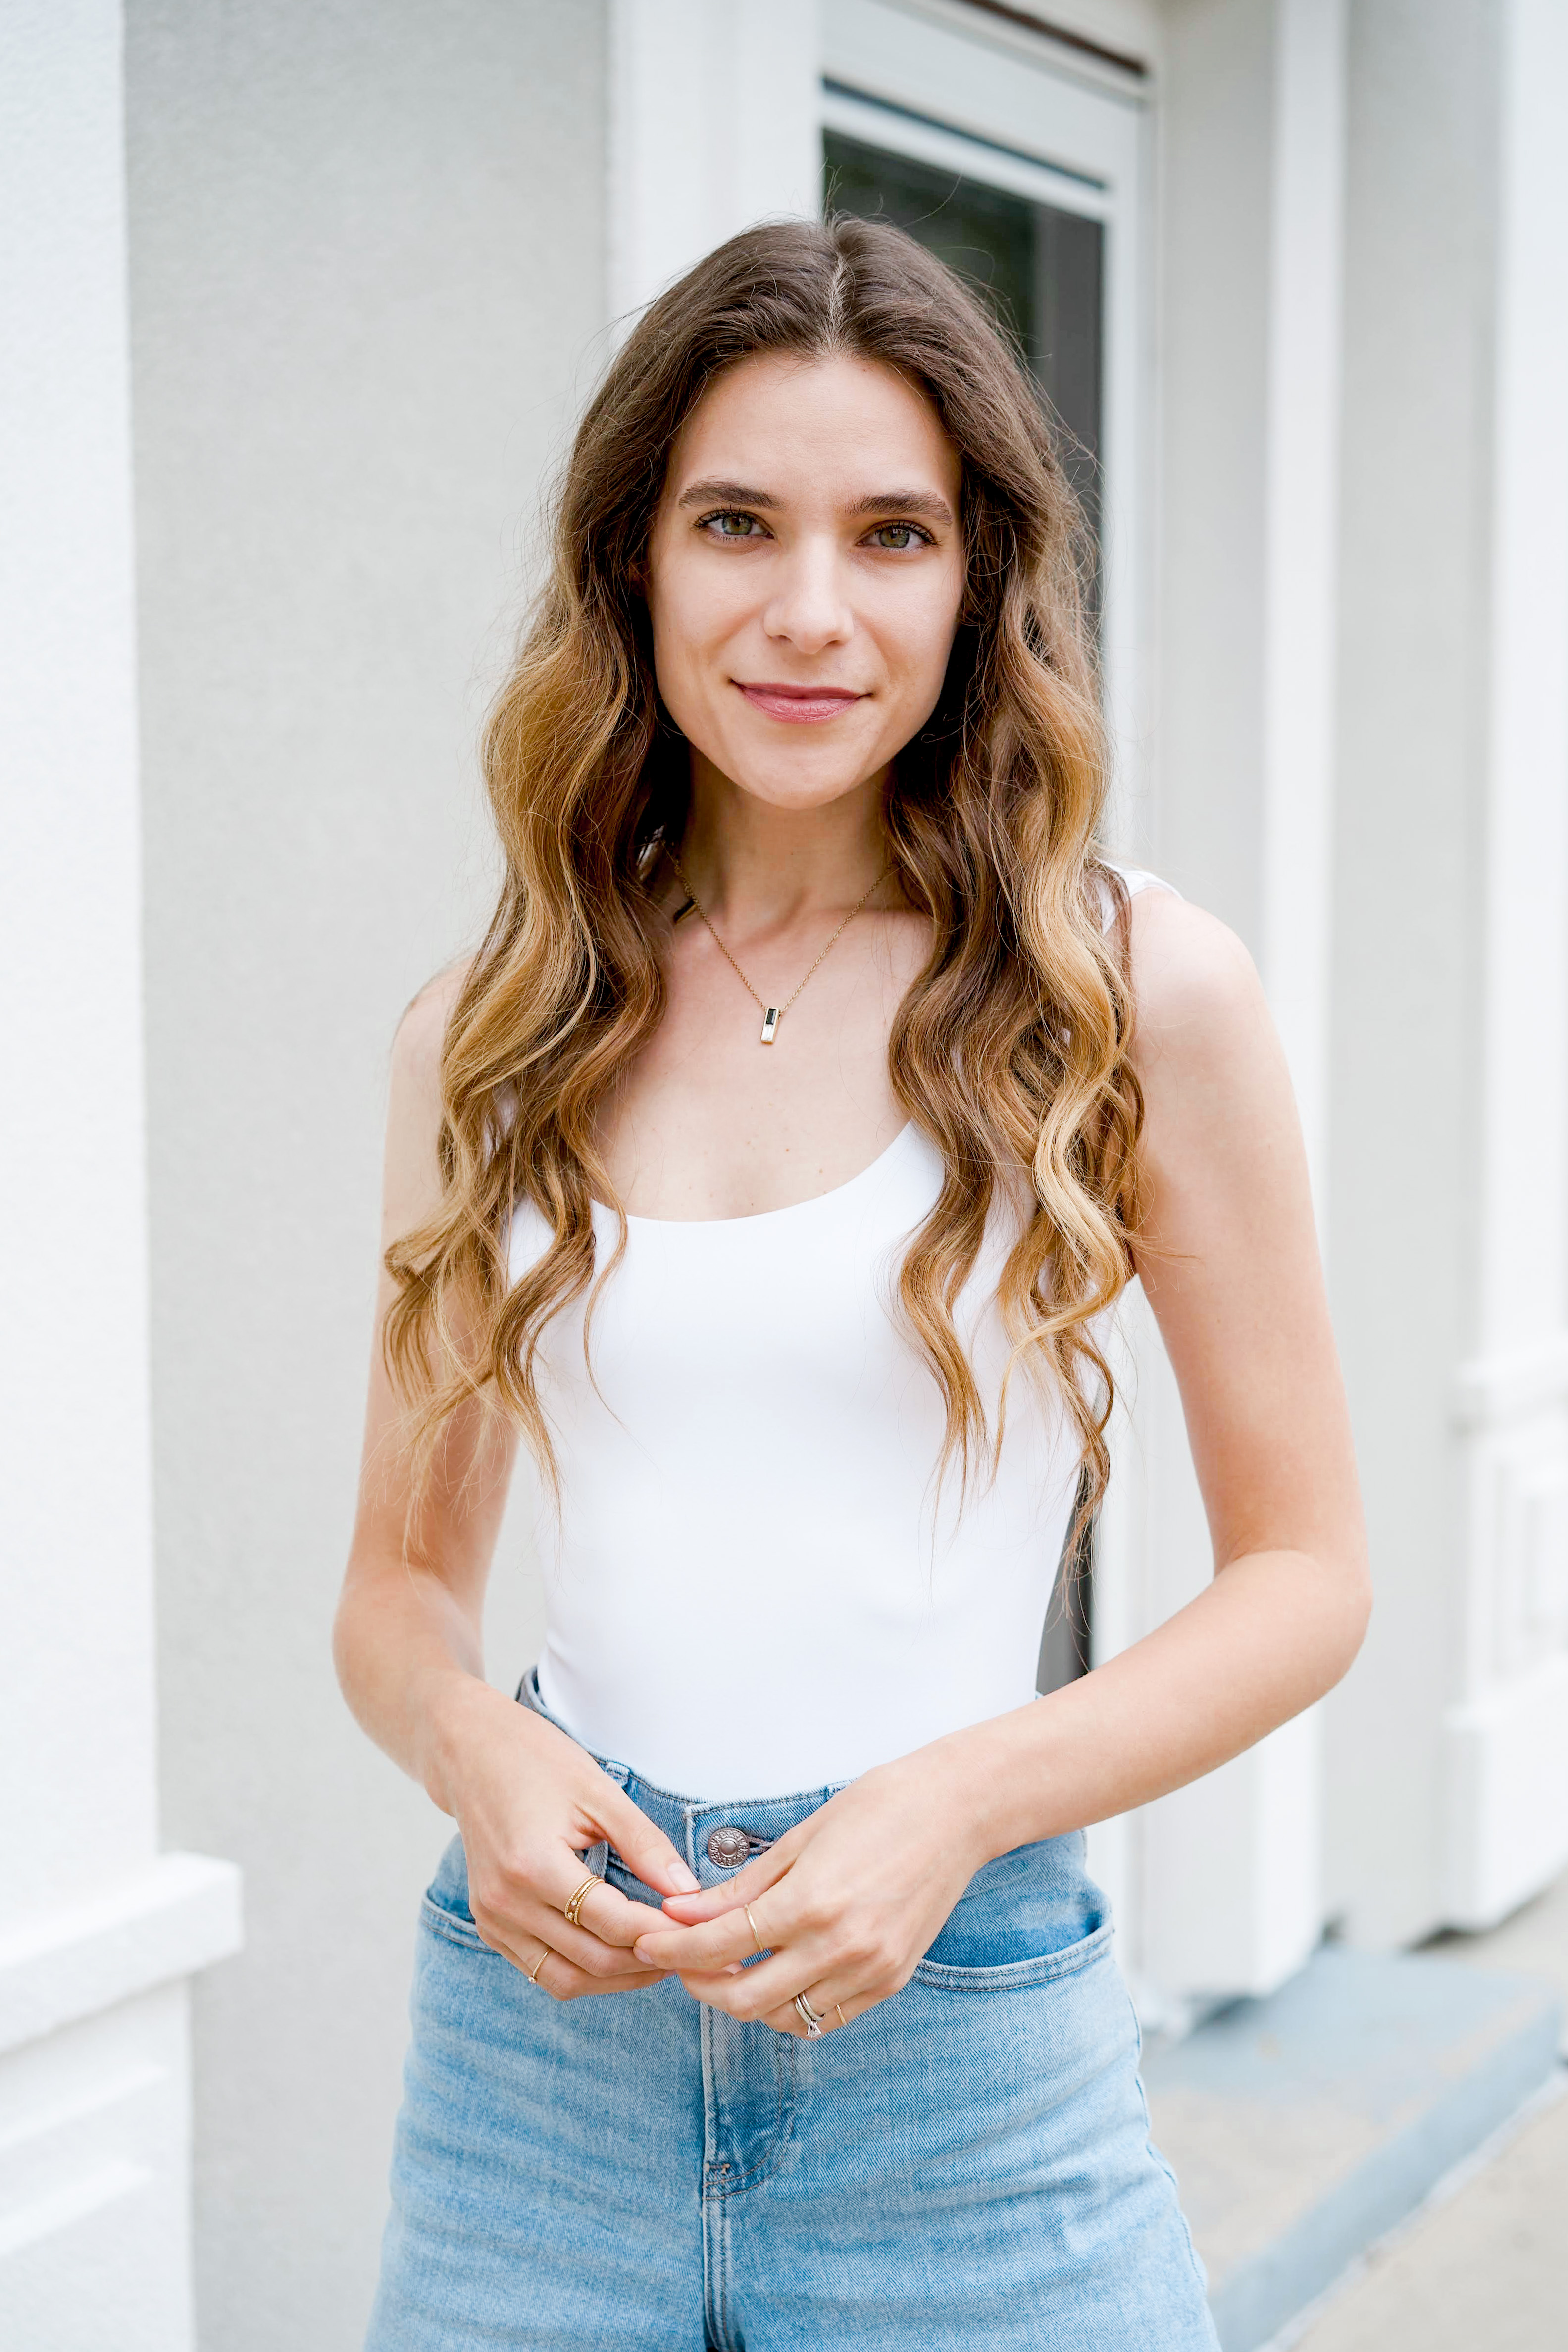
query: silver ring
[{"left": 794, "top": 1991, "right": 826, "bottom": 2039}]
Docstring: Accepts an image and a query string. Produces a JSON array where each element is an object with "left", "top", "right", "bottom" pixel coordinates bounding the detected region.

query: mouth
[{"left": 734, "top": 681, "right": 868, "bottom": 725}]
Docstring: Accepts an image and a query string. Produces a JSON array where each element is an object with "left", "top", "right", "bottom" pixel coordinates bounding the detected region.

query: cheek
[
  {"left": 881, "top": 578, "right": 964, "bottom": 710},
  {"left": 648, "top": 557, "right": 739, "bottom": 718}
]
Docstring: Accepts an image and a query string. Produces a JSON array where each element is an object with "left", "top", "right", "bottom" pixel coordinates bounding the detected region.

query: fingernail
[
  {"left": 724, "top": 1963, "right": 744, "bottom": 1976},
  {"left": 669, "top": 1860, "right": 700, "bottom": 1892},
  {"left": 634, "top": 1940, "right": 658, "bottom": 1965}
]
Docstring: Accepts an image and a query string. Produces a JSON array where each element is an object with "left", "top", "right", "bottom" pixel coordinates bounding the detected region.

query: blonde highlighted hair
[{"left": 386, "top": 217, "right": 1141, "bottom": 1524}]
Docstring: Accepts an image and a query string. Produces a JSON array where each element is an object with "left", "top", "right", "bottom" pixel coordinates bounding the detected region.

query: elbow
[
  {"left": 1322, "top": 1544, "right": 1373, "bottom": 1691},
  {"left": 331, "top": 1557, "right": 372, "bottom": 1707}
]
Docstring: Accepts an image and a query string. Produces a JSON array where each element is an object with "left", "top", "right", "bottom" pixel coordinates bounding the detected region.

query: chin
[
  {"left": 706, "top": 732, "right": 889, "bottom": 812},
  {"left": 724, "top": 762, "right": 877, "bottom": 813}
]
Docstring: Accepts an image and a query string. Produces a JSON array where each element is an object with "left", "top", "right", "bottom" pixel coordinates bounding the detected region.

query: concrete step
[{"left": 1140, "top": 1944, "right": 1564, "bottom": 2352}]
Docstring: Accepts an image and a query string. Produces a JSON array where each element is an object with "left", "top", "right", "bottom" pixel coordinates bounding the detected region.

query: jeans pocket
[
  {"left": 419, "top": 1833, "right": 493, "bottom": 1952},
  {"left": 912, "top": 1912, "right": 1113, "bottom": 1991},
  {"left": 912, "top": 1834, "right": 1111, "bottom": 1988}
]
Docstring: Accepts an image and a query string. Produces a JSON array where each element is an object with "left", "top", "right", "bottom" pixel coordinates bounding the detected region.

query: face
[{"left": 645, "top": 352, "right": 965, "bottom": 815}]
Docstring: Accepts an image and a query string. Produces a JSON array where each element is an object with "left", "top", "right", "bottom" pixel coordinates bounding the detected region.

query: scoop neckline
[{"left": 599, "top": 1120, "right": 919, "bottom": 1232}]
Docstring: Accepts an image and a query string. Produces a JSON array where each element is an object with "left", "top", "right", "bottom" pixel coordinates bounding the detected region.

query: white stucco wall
[
  {"left": 124, "top": 3, "right": 606, "bottom": 2340},
  {"left": 1325, "top": 0, "right": 1500, "bottom": 1948},
  {"left": 1327, "top": 0, "right": 1568, "bottom": 1947},
  {"left": 0, "top": 5, "right": 238, "bottom": 2341}
]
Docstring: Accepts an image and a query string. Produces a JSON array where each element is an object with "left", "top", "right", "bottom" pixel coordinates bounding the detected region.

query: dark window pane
[
  {"left": 824, "top": 130, "right": 1039, "bottom": 360},
  {"left": 824, "top": 128, "right": 1103, "bottom": 567}
]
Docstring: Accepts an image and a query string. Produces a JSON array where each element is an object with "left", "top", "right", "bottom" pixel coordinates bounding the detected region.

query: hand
[
  {"left": 436, "top": 1681, "right": 702, "bottom": 1999},
  {"left": 629, "top": 1735, "right": 993, "bottom": 2036}
]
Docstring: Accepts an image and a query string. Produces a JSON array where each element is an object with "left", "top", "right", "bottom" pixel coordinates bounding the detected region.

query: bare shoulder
[
  {"left": 391, "top": 956, "right": 475, "bottom": 1098},
  {"left": 1123, "top": 887, "right": 1272, "bottom": 1085},
  {"left": 382, "top": 958, "right": 475, "bottom": 1233}
]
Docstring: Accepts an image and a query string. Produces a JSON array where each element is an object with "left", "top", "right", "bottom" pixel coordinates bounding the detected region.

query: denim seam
[
  {"left": 717, "top": 2024, "right": 797, "bottom": 2193},
  {"left": 419, "top": 1898, "right": 494, "bottom": 1954},
  {"left": 698, "top": 2003, "right": 727, "bottom": 2351},
  {"left": 714, "top": 2185, "right": 733, "bottom": 2352},
  {"left": 911, "top": 1917, "right": 1113, "bottom": 1990},
  {"left": 1123, "top": 1973, "right": 1213, "bottom": 2305}
]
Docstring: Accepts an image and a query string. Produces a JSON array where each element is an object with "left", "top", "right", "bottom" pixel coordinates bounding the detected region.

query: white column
[
  {"left": 1260, "top": 0, "right": 1346, "bottom": 1225},
  {"left": 0, "top": 5, "right": 239, "bottom": 2344},
  {"left": 607, "top": 0, "right": 823, "bottom": 320},
  {"left": 1442, "top": 0, "right": 1568, "bottom": 1929},
  {"left": 1115, "top": 0, "right": 1346, "bottom": 2003}
]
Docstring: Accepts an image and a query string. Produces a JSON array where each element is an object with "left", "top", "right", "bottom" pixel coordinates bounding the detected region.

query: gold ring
[
  {"left": 527, "top": 1946, "right": 549, "bottom": 1984},
  {"left": 744, "top": 1902, "right": 766, "bottom": 1956},
  {"left": 835, "top": 2003, "right": 848, "bottom": 2028},
  {"left": 562, "top": 1873, "right": 598, "bottom": 1930}
]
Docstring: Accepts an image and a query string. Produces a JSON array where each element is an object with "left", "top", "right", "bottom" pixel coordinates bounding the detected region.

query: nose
[{"left": 760, "top": 536, "right": 853, "bottom": 655}]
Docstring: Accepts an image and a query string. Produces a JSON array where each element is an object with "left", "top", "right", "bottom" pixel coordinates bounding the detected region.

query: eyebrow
[{"left": 675, "top": 477, "right": 956, "bottom": 527}]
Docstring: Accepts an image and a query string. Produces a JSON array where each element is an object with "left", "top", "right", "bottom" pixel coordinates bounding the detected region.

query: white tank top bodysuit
[{"left": 512, "top": 867, "right": 1169, "bottom": 1801}]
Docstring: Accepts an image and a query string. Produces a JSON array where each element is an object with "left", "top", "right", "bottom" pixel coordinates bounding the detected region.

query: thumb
[{"left": 597, "top": 1783, "right": 701, "bottom": 1898}]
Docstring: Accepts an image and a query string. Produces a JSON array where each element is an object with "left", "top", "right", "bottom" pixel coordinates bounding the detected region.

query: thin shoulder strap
[{"left": 1095, "top": 860, "right": 1181, "bottom": 933}]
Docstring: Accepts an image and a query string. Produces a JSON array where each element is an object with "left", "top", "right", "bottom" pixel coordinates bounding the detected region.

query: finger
[
  {"left": 595, "top": 1786, "right": 702, "bottom": 1901},
  {"left": 484, "top": 1927, "right": 669, "bottom": 2000},
  {"left": 655, "top": 1842, "right": 798, "bottom": 1923},
  {"left": 673, "top": 1942, "right": 834, "bottom": 2022},
  {"left": 537, "top": 1852, "right": 670, "bottom": 1952},
  {"left": 763, "top": 1987, "right": 868, "bottom": 2039},
  {"left": 558, "top": 1874, "right": 666, "bottom": 1954},
  {"left": 633, "top": 1889, "right": 785, "bottom": 1973},
  {"left": 501, "top": 1886, "right": 666, "bottom": 1976}
]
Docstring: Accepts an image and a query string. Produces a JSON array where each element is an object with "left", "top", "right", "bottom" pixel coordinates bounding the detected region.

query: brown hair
[{"left": 386, "top": 215, "right": 1141, "bottom": 1524}]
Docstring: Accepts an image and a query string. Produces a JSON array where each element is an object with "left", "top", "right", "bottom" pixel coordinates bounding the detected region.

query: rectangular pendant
[{"left": 760, "top": 1006, "right": 779, "bottom": 1043}]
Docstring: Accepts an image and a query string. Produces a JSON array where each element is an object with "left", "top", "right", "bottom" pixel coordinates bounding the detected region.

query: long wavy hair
[{"left": 386, "top": 216, "right": 1142, "bottom": 1527}]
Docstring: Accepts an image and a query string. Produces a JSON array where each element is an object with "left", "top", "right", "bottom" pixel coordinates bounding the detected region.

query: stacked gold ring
[{"left": 561, "top": 1873, "right": 599, "bottom": 1930}]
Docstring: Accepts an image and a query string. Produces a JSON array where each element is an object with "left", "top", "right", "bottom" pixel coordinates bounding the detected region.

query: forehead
[{"left": 665, "top": 351, "right": 961, "bottom": 502}]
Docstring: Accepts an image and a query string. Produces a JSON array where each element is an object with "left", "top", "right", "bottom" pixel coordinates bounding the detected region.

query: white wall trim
[
  {"left": 879, "top": 0, "right": 1159, "bottom": 97},
  {"left": 607, "top": 0, "right": 823, "bottom": 324},
  {"left": 0, "top": 1857, "right": 242, "bottom": 2059},
  {"left": 1259, "top": 0, "right": 1348, "bottom": 1231},
  {"left": 0, "top": 2162, "right": 152, "bottom": 2265},
  {"left": 820, "top": 83, "right": 1115, "bottom": 217},
  {"left": 1475, "top": 0, "right": 1568, "bottom": 1362},
  {"left": 1443, "top": 1651, "right": 1568, "bottom": 1927},
  {"left": 1453, "top": 1331, "right": 1568, "bottom": 1430}
]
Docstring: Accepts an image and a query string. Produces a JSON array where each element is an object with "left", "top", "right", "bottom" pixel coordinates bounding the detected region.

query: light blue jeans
[{"left": 366, "top": 1672, "right": 1216, "bottom": 2350}]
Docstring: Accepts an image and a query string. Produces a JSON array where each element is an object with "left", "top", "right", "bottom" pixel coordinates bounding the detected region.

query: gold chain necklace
[{"left": 666, "top": 850, "right": 892, "bottom": 1045}]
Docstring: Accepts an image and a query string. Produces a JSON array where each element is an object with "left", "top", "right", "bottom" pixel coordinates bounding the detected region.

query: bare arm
[
  {"left": 636, "top": 891, "right": 1370, "bottom": 2023},
  {"left": 334, "top": 973, "right": 699, "bottom": 1997},
  {"left": 962, "top": 885, "right": 1370, "bottom": 1841}
]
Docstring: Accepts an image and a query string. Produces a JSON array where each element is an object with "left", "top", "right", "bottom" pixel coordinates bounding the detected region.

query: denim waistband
[{"left": 514, "top": 1666, "right": 853, "bottom": 1893}]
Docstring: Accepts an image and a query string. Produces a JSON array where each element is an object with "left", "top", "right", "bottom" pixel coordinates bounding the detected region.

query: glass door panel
[{"left": 823, "top": 129, "right": 1103, "bottom": 581}]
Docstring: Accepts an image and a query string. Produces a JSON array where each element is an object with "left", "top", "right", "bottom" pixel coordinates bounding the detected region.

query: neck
[{"left": 674, "top": 751, "right": 890, "bottom": 922}]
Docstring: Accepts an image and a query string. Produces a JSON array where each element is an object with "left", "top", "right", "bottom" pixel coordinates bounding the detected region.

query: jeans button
[{"left": 706, "top": 1825, "right": 751, "bottom": 1869}]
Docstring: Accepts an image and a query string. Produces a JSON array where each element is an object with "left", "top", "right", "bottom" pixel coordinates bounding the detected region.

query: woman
[{"left": 340, "top": 218, "right": 1369, "bottom": 2351}]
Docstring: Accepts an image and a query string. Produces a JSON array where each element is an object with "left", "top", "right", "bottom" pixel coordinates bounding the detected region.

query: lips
[{"left": 735, "top": 682, "right": 866, "bottom": 724}]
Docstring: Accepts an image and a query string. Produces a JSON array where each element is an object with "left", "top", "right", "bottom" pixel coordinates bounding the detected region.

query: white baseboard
[
  {"left": 0, "top": 1853, "right": 242, "bottom": 2057},
  {"left": 0, "top": 1984, "right": 199, "bottom": 2352}
]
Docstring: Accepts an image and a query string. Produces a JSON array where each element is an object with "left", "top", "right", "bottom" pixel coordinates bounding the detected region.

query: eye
[
  {"left": 698, "top": 509, "right": 770, "bottom": 541},
  {"left": 862, "top": 522, "right": 933, "bottom": 552}
]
